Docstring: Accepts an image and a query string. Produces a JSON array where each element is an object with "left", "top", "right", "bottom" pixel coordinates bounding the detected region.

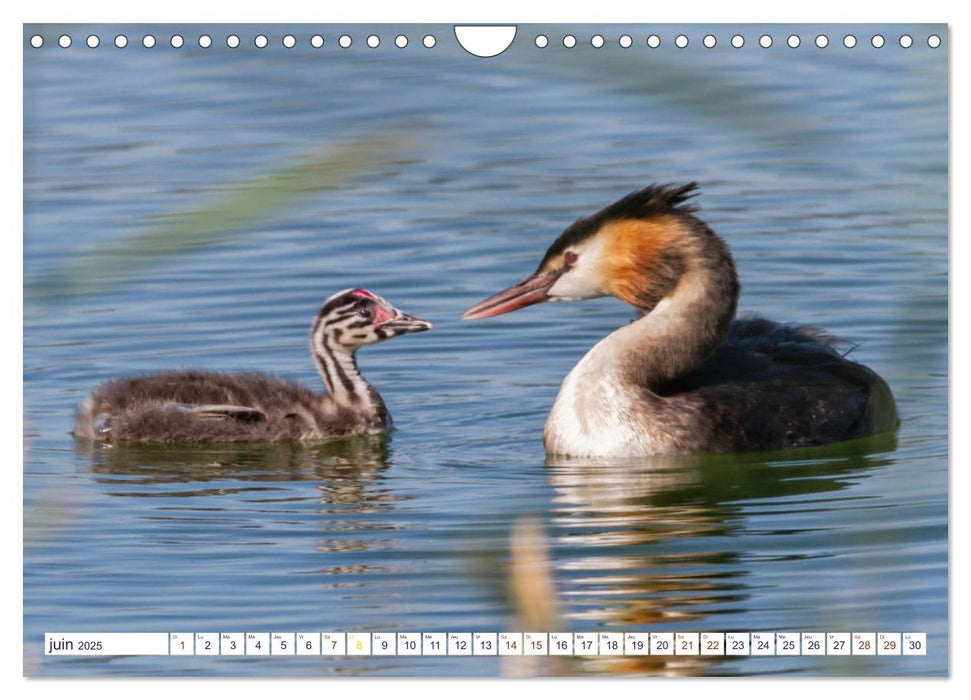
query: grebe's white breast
[{"left": 543, "top": 332, "right": 674, "bottom": 458}]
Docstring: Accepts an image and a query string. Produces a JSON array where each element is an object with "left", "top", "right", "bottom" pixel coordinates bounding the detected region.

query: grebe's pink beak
[{"left": 460, "top": 270, "right": 561, "bottom": 320}]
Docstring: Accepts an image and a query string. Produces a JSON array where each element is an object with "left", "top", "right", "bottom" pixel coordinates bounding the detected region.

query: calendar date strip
[{"left": 45, "top": 631, "right": 927, "bottom": 657}]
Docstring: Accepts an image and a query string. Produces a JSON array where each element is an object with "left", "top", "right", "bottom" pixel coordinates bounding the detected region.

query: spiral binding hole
[{"left": 26, "top": 28, "right": 939, "bottom": 54}]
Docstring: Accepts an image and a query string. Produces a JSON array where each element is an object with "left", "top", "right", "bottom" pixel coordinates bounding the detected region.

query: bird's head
[
  {"left": 461, "top": 183, "right": 701, "bottom": 320},
  {"left": 314, "top": 288, "right": 432, "bottom": 351}
]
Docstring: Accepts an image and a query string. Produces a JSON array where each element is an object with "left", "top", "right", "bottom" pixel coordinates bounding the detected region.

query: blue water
[{"left": 23, "top": 24, "right": 947, "bottom": 676}]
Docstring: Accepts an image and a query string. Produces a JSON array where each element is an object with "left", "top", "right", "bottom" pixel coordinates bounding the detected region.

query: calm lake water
[{"left": 23, "top": 24, "right": 947, "bottom": 676}]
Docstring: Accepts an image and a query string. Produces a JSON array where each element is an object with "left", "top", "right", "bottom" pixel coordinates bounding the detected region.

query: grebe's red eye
[{"left": 564, "top": 251, "right": 578, "bottom": 265}]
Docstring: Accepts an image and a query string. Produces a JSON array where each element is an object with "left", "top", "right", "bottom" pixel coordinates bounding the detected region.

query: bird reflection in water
[
  {"left": 81, "top": 434, "right": 390, "bottom": 492},
  {"left": 80, "top": 435, "right": 401, "bottom": 578},
  {"left": 508, "top": 434, "right": 897, "bottom": 676}
]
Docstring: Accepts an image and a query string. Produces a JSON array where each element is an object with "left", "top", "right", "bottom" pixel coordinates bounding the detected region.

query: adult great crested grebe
[
  {"left": 462, "top": 183, "right": 897, "bottom": 457},
  {"left": 74, "top": 289, "right": 432, "bottom": 443}
]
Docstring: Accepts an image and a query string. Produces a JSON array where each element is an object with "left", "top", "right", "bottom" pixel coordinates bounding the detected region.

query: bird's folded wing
[{"left": 164, "top": 402, "right": 266, "bottom": 422}]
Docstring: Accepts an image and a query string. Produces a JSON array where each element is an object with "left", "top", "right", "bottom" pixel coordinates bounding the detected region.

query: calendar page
[{"left": 22, "top": 18, "right": 948, "bottom": 679}]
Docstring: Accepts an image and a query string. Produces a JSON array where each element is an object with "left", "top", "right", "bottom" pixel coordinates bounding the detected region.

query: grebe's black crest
[{"left": 536, "top": 182, "right": 701, "bottom": 273}]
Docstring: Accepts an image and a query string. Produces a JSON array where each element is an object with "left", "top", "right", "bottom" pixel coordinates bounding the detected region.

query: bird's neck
[
  {"left": 601, "top": 247, "right": 739, "bottom": 389},
  {"left": 312, "top": 339, "right": 389, "bottom": 424},
  {"left": 545, "top": 223, "right": 739, "bottom": 456}
]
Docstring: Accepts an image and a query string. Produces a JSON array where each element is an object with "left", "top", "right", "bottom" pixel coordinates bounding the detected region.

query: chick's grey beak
[{"left": 381, "top": 311, "right": 433, "bottom": 334}]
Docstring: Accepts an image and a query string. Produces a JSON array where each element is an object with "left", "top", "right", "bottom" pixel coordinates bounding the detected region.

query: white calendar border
[{"left": 9, "top": 1, "right": 964, "bottom": 699}]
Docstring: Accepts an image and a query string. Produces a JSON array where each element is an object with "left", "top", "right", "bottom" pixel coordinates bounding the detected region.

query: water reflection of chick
[
  {"left": 81, "top": 434, "right": 390, "bottom": 490},
  {"left": 541, "top": 434, "right": 896, "bottom": 676},
  {"left": 80, "top": 436, "right": 401, "bottom": 578}
]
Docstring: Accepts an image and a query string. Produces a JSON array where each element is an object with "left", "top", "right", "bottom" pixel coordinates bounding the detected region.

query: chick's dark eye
[
  {"left": 564, "top": 251, "right": 578, "bottom": 265},
  {"left": 357, "top": 306, "right": 372, "bottom": 319}
]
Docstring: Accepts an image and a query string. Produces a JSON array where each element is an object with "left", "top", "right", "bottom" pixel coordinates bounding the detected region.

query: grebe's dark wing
[
  {"left": 165, "top": 402, "right": 266, "bottom": 422},
  {"left": 653, "top": 318, "right": 896, "bottom": 450}
]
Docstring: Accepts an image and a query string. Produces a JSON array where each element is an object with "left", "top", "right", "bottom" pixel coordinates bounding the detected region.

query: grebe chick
[
  {"left": 462, "top": 183, "right": 897, "bottom": 458},
  {"left": 74, "top": 289, "right": 432, "bottom": 443}
]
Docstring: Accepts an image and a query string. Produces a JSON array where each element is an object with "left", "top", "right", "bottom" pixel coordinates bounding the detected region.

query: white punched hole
[
  {"left": 871, "top": 34, "right": 885, "bottom": 48},
  {"left": 731, "top": 34, "right": 744, "bottom": 48},
  {"left": 759, "top": 34, "right": 772, "bottom": 48},
  {"left": 339, "top": 34, "right": 352, "bottom": 48},
  {"left": 198, "top": 35, "right": 212, "bottom": 48},
  {"left": 619, "top": 34, "right": 633, "bottom": 48},
  {"left": 143, "top": 35, "right": 156, "bottom": 48},
  {"left": 423, "top": 34, "right": 436, "bottom": 48},
  {"left": 900, "top": 34, "right": 913, "bottom": 48},
  {"left": 703, "top": 34, "right": 716, "bottom": 48},
  {"left": 227, "top": 35, "right": 240, "bottom": 49},
  {"left": 787, "top": 34, "right": 800, "bottom": 48},
  {"left": 311, "top": 35, "right": 324, "bottom": 48},
  {"left": 843, "top": 34, "right": 857, "bottom": 48},
  {"left": 454, "top": 26, "right": 514, "bottom": 57},
  {"left": 255, "top": 35, "right": 268, "bottom": 48},
  {"left": 535, "top": 34, "right": 548, "bottom": 48},
  {"left": 591, "top": 34, "right": 604, "bottom": 48},
  {"left": 395, "top": 35, "right": 407, "bottom": 48},
  {"left": 30, "top": 35, "right": 43, "bottom": 48},
  {"left": 675, "top": 34, "right": 689, "bottom": 48},
  {"left": 170, "top": 35, "right": 184, "bottom": 48},
  {"left": 815, "top": 34, "right": 829, "bottom": 48},
  {"left": 58, "top": 34, "right": 71, "bottom": 48},
  {"left": 86, "top": 35, "right": 100, "bottom": 49},
  {"left": 282, "top": 35, "right": 296, "bottom": 48},
  {"left": 647, "top": 34, "right": 661, "bottom": 48},
  {"left": 563, "top": 34, "right": 576, "bottom": 48},
  {"left": 367, "top": 34, "right": 380, "bottom": 48},
  {"left": 114, "top": 35, "right": 128, "bottom": 49},
  {"left": 928, "top": 35, "right": 941, "bottom": 48}
]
